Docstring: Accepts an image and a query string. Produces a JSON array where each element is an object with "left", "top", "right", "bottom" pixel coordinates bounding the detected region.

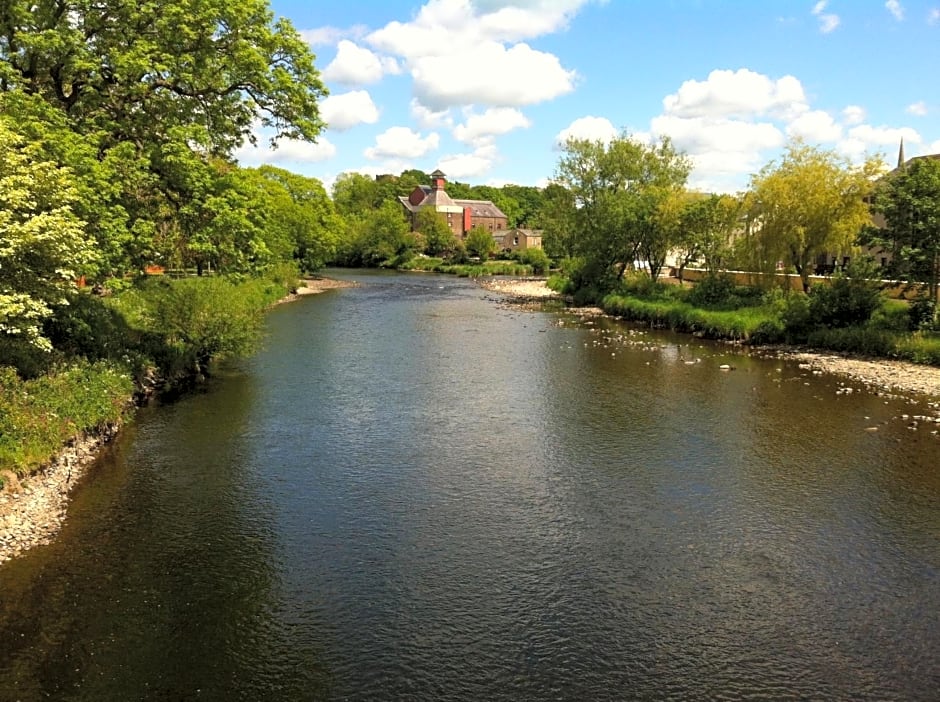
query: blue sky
[{"left": 236, "top": 0, "right": 940, "bottom": 194}]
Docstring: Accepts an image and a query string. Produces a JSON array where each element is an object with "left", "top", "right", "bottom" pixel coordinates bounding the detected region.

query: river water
[{"left": 1, "top": 271, "right": 939, "bottom": 700}]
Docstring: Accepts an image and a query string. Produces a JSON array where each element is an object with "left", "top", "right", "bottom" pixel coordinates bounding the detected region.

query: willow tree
[{"left": 747, "top": 142, "right": 881, "bottom": 292}]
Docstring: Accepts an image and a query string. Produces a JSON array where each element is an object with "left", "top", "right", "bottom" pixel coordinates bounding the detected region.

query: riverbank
[
  {"left": 0, "top": 425, "right": 120, "bottom": 564},
  {"left": 481, "top": 277, "right": 940, "bottom": 399},
  {"left": 1, "top": 275, "right": 353, "bottom": 567}
]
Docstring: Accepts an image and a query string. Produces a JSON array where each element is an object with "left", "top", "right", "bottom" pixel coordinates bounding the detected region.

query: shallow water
[{"left": 1, "top": 271, "right": 938, "bottom": 700}]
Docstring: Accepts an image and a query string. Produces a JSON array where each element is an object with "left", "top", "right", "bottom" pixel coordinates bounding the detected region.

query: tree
[
  {"left": 0, "top": 119, "right": 95, "bottom": 355},
  {"left": 551, "top": 133, "right": 691, "bottom": 288},
  {"left": 343, "top": 202, "right": 415, "bottom": 267},
  {"left": 0, "top": 0, "right": 326, "bottom": 154},
  {"left": 0, "top": 0, "right": 328, "bottom": 276},
  {"left": 747, "top": 141, "right": 881, "bottom": 293},
  {"left": 414, "top": 208, "right": 458, "bottom": 257},
  {"left": 251, "top": 166, "right": 341, "bottom": 271},
  {"left": 465, "top": 226, "right": 497, "bottom": 261},
  {"left": 870, "top": 156, "right": 940, "bottom": 313},
  {"left": 332, "top": 172, "right": 383, "bottom": 216},
  {"left": 673, "top": 193, "right": 743, "bottom": 283}
]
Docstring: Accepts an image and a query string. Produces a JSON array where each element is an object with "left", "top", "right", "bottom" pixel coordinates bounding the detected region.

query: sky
[{"left": 235, "top": 0, "right": 940, "bottom": 194}]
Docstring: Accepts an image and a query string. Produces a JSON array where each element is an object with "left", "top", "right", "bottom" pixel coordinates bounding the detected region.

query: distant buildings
[{"left": 398, "top": 169, "right": 508, "bottom": 240}]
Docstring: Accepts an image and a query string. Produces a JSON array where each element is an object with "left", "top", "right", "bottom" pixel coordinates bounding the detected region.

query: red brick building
[{"left": 398, "top": 169, "right": 508, "bottom": 239}]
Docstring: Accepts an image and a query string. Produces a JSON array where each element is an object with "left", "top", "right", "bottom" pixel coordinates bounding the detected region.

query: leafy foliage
[{"left": 745, "top": 141, "right": 881, "bottom": 292}]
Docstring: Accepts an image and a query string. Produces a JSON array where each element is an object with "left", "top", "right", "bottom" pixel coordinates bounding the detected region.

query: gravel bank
[{"left": 0, "top": 426, "right": 119, "bottom": 565}]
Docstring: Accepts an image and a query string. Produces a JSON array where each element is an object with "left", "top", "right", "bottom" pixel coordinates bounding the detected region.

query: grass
[
  {"left": 0, "top": 362, "right": 133, "bottom": 475},
  {"left": 1, "top": 266, "right": 298, "bottom": 476}
]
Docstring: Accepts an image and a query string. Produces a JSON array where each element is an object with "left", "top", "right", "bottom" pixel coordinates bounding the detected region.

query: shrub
[
  {"left": 516, "top": 248, "right": 551, "bottom": 274},
  {"left": 0, "top": 361, "right": 133, "bottom": 475},
  {"left": 908, "top": 296, "right": 938, "bottom": 331},
  {"left": 807, "top": 273, "right": 882, "bottom": 328}
]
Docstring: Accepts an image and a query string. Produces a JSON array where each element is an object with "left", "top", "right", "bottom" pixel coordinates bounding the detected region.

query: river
[{"left": 1, "top": 271, "right": 938, "bottom": 700}]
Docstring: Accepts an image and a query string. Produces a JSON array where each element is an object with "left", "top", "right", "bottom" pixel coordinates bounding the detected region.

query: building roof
[
  {"left": 508, "top": 228, "right": 543, "bottom": 238},
  {"left": 453, "top": 199, "right": 507, "bottom": 219}
]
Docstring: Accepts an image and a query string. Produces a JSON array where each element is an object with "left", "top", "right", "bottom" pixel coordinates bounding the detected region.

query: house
[
  {"left": 398, "top": 169, "right": 508, "bottom": 239},
  {"left": 498, "top": 228, "right": 543, "bottom": 253}
]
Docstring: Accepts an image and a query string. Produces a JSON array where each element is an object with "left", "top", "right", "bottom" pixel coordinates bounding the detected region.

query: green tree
[
  {"left": 414, "top": 208, "right": 458, "bottom": 257},
  {"left": 0, "top": 0, "right": 325, "bottom": 153},
  {"left": 252, "top": 166, "right": 340, "bottom": 271},
  {"left": 465, "top": 226, "right": 498, "bottom": 261},
  {"left": 332, "top": 172, "right": 383, "bottom": 216},
  {"left": 870, "top": 156, "right": 940, "bottom": 313},
  {"left": 673, "top": 192, "right": 743, "bottom": 282},
  {"left": 747, "top": 141, "right": 881, "bottom": 293},
  {"left": 551, "top": 133, "right": 691, "bottom": 288},
  {"left": 0, "top": 119, "right": 95, "bottom": 355},
  {"left": 343, "top": 202, "right": 415, "bottom": 267},
  {"left": 0, "top": 0, "right": 327, "bottom": 276}
]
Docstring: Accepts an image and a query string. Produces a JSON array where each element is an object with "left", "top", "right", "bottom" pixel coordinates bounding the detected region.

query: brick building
[{"left": 398, "top": 169, "right": 508, "bottom": 239}]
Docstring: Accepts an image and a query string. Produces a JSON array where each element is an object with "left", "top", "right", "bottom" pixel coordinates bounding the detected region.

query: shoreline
[
  {"left": 479, "top": 277, "right": 940, "bottom": 400},
  {"left": 0, "top": 275, "right": 355, "bottom": 567}
]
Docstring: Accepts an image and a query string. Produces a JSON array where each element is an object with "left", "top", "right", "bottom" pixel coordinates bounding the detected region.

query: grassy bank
[
  {"left": 550, "top": 273, "right": 940, "bottom": 366},
  {"left": 0, "top": 267, "right": 297, "bottom": 479},
  {"left": 404, "top": 256, "right": 536, "bottom": 277}
]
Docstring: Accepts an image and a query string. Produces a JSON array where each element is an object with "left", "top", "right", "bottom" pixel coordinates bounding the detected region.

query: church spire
[{"left": 898, "top": 138, "right": 906, "bottom": 169}]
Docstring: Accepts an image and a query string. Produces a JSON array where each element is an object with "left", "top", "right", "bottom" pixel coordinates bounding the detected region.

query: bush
[
  {"left": 908, "top": 296, "right": 938, "bottom": 331},
  {"left": 807, "top": 273, "right": 882, "bottom": 328},
  {"left": 0, "top": 361, "right": 133, "bottom": 475},
  {"left": 686, "top": 274, "right": 765, "bottom": 310},
  {"left": 515, "top": 248, "right": 551, "bottom": 274}
]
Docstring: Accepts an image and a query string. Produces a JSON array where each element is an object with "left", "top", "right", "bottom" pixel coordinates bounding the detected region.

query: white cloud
[
  {"left": 842, "top": 105, "right": 866, "bottom": 125},
  {"left": 662, "top": 69, "right": 808, "bottom": 120},
  {"left": 930, "top": 8, "right": 940, "bottom": 24},
  {"left": 453, "top": 107, "right": 531, "bottom": 146},
  {"left": 235, "top": 133, "right": 337, "bottom": 165},
  {"left": 886, "top": 0, "right": 904, "bottom": 21},
  {"left": 906, "top": 101, "right": 928, "bottom": 116},
  {"left": 811, "top": 1, "right": 840, "bottom": 33},
  {"left": 368, "top": 0, "right": 593, "bottom": 57},
  {"left": 650, "top": 113, "right": 785, "bottom": 193},
  {"left": 322, "top": 41, "right": 400, "bottom": 85},
  {"left": 922, "top": 139, "right": 940, "bottom": 155},
  {"left": 838, "top": 124, "right": 921, "bottom": 161},
  {"left": 410, "top": 99, "right": 454, "bottom": 129},
  {"left": 438, "top": 144, "right": 500, "bottom": 179},
  {"left": 365, "top": 0, "right": 582, "bottom": 110},
  {"left": 786, "top": 109, "right": 842, "bottom": 142},
  {"left": 320, "top": 90, "right": 380, "bottom": 131},
  {"left": 300, "top": 25, "right": 368, "bottom": 46},
  {"left": 554, "top": 116, "right": 619, "bottom": 145},
  {"left": 411, "top": 41, "right": 576, "bottom": 110},
  {"left": 364, "top": 127, "right": 440, "bottom": 160}
]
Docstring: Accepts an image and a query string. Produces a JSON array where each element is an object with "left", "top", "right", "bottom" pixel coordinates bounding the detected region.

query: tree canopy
[
  {"left": 746, "top": 141, "right": 881, "bottom": 292},
  {"left": 550, "top": 133, "right": 691, "bottom": 285},
  {"left": 871, "top": 156, "right": 940, "bottom": 308}
]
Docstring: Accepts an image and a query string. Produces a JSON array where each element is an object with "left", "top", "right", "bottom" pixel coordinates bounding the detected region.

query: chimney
[
  {"left": 430, "top": 169, "right": 447, "bottom": 191},
  {"left": 898, "top": 138, "right": 906, "bottom": 169}
]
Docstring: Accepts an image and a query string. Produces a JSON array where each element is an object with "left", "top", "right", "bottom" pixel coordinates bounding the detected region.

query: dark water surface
[{"left": 1, "top": 271, "right": 939, "bottom": 700}]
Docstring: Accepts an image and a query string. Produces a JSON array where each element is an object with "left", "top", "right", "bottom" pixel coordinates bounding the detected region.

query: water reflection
[{"left": 0, "top": 271, "right": 937, "bottom": 700}]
